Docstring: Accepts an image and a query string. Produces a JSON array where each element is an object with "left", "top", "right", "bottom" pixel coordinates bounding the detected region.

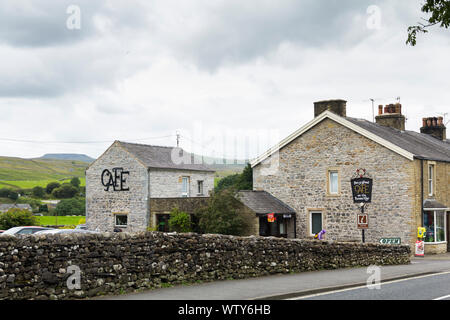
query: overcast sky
[{"left": 1, "top": 0, "right": 449, "bottom": 160}]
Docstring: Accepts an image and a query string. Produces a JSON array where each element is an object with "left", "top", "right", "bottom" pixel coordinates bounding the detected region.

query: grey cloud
[
  {"left": 0, "top": 0, "right": 149, "bottom": 47},
  {"left": 156, "top": 0, "right": 393, "bottom": 70}
]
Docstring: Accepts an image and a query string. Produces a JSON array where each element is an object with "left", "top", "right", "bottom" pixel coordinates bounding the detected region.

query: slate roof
[
  {"left": 0, "top": 204, "right": 32, "bottom": 212},
  {"left": 237, "top": 190, "right": 296, "bottom": 216},
  {"left": 117, "top": 141, "right": 215, "bottom": 172},
  {"left": 345, "top": 117, "right": 450, "bottom": 163},
  {"left": 423, "top": 199, "right": 449, "bottom": 210}
]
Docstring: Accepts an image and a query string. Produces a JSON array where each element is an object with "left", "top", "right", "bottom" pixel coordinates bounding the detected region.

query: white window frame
[
  {"left": 181, "top": 176, "right": 190, "bottom": 197},
  {"left": 115, "top": 214, "right": 128, "bottom": 228},
  {"left": 428, "top": 163, "right": 435, "bottom": 197},
  {"left": 309, "top": 211, "right": 323, "bottom": 236},
  {"left": 329, "top": 170, "right": 339, "bottom": 195},
  {"left": 197, "top": 180, "right": 204, "bottom": 195},
  {"left": 423, "top": 209, "right": 447, "bottom": 244}
]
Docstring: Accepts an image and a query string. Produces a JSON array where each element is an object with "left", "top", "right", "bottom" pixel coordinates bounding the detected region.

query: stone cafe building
[
  {"left": 247, "top": 100, "right": 449, "bottom": 254},
  {"left": 86, "top": 101, "right": 449, "bottom": 254}
]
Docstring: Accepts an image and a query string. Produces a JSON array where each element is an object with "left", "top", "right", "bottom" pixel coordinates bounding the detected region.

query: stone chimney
[
  {"left": 420, "top": 116, "right": 447, "bottom": 140},
  {"left": 314, "top": 99, "right": 347, "bottom": 117},
  {"left": 375, "top": 103, "right": 406, "bottom": 131}
]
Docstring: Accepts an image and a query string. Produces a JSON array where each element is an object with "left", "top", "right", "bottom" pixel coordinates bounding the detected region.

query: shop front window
[{"left": 424, "top": 210, "right": 446, "bottom": 243}]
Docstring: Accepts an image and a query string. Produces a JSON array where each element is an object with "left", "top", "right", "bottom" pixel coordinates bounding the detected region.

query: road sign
[{"left": 357, "top": 214, "right": 369, "bottom": 229}]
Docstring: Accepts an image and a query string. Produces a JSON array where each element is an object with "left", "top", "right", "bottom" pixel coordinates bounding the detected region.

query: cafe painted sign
[
  {"left": 101, "top": 167, "right": 130, "bottom": 192},
  {"left": 351, "top": 177, "right": 373, "bottom": 203}
]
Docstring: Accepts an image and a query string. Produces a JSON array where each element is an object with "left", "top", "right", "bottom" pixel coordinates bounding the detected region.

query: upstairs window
[
  {"left": 428, "top": 163, "right": 435, "bottom": 196},
  {"left": 327, "top": 169, "right": 340, "bottom": 196},
  {"left": 197, "top": 180, "right": 204, "bottom": 195},
  {"left": 182, "top": 177, "right": 190, "bottom": 197}
]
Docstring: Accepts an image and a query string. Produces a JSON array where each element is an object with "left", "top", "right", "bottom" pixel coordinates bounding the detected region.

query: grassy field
[
  {"left": 35, "top": 216, "right": 85, "bottom": 227},
  {"left": 0, "top": 178, "right": 86, "bottom": 190},
  {"left": 0, "top": 156, "right": 88, "bottom": 190}
]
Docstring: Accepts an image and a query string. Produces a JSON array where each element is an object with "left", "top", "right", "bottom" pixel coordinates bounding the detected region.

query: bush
[
  {"left": 194, "top": 188, "right": 254, "bottom": 236},
  {"left": 51, "top": 184, "right": 78, "bottom": 199},
  {"left": 168, "top": 208, "right": 192, "bottom": 233},
  {"left": 32, "top": 186, "right": 46, "bottom": 198},
  {"left": 0, "top": 208, "right": 37, "bottom": 230},
  {"left": 0, "top": 188, "right": 19, "bottom": 201},
  {"left": 54, "top": 198, "right": 85, "bottom": 216},
  {"left": 46, "top": 182, "right": 61, "bottom": 194}
]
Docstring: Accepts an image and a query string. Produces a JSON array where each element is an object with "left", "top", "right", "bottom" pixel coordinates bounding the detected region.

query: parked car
[
  {"left": 75, "top": 224, "right": 87, "bottom": 230},
  {"left": 34, "top": 229, "right": 99, "bottom": 235},
  {"left": 1, "top": 226, "right": 53, "bottom": 236}
]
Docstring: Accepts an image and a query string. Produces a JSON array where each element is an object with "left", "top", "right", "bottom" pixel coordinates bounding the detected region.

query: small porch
[{"left": 237, "top": 190, "right": 297, "bottom": 239}]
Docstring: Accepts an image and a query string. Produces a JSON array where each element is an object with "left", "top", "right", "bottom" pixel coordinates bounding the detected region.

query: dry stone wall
[{"left": 0, "top": 232, "right": 410, "bottom": 300}]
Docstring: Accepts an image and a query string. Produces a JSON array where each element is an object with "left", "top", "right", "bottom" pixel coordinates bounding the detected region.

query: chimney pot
[
  {"left": 375, "top": 102, "right": 406, "bottom": 131},
  {"left": 421, "top": 116, "right": 446, "bottom": 140}
]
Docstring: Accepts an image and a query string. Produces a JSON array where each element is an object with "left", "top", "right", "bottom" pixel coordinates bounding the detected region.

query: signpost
[{"left": 351, "top": 169, "right": 373, "bottom": 243}]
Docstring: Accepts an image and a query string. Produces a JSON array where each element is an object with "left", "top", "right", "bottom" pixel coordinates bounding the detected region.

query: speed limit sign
[{"left": 357, "top": 214, "right": 369, "bottom": 229}]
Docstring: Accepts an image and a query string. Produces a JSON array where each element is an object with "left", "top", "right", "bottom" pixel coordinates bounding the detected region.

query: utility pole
[{"left": 176, "top": 131, "right": 180, "bottom": 148}]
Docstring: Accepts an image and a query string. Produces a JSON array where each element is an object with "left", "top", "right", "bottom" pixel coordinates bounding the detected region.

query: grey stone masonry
[
  {"left": 86, "top": 143, "right": 149, "bottom": 233},
  {"left": 253, "top": 118, "right": 415, "bottom": 246},
  {"left": 86, "top": 141, "right": 215, "bottom": 232}
]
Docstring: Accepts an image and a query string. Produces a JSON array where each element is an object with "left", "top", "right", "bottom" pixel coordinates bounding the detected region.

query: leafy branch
[{"left": 407, "top": 0, "right": 450, "bottom": 46}]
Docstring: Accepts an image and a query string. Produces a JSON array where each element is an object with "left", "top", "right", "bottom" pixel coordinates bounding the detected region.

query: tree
[
  {"left": 54, "top": 198, "right": 86, "bottom": 216},
  {"left": 407, "top": 0, "right": 450, "bottom": 46},
  {"left": 51, "top": 183, "right": 78, "bottom": 199},
  {"left": 0, "top": 188, "right": 19, "bottom": 201},
  {"left": 70, "top": 177, "right": 81, "bottom": 188},
  {"left": 32, "top": 186, "right": 46, "bottom": 198},
  {"left": 0, "top": 208, "right": 37, "bottom": 230},
  {"left": 46, "top": 182, "right": 61, "bottom": 194},
  {"left": 168, "top": 208, "right": 192, "bottom": 233},
  {"left": 194, "top": 188, "right": 254, "bottom": 236},
  {"left": 215, "top": 163, "right": 253, "bottom": 193}
]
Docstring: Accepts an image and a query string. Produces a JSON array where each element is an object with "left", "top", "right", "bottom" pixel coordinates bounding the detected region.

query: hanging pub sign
[
  {"left": 267, "top": 213, "right": 276, "bottom": 223},
  {"left": 351, "top": 169, "right": 373, "bottom": 203}
]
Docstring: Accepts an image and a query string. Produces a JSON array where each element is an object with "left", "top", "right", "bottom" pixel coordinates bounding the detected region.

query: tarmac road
[
  {"left": 292, "top": 271, "right": 450, "bottom": 300},
  {"left": 96, "top": 254, "right": 450, "bottom": 300}
]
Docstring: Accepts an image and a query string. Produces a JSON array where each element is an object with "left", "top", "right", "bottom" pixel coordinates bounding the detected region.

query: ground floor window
[
  {"left": 310, "top": 211, "right": 323, "bottom": 236},
  {"left": 115, "top": 215, "right": 128, "bottom": 228},
  {"left": 424, "top": 210, "right": 446, "bottom": 243}
]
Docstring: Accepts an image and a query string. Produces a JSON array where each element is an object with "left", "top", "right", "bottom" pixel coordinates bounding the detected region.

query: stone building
[
  {"left": 251, "top": 100, "right": 450, "bottom": 254},
  {"left": 86, "top": 141, "right": 215, "bottom": 232}
]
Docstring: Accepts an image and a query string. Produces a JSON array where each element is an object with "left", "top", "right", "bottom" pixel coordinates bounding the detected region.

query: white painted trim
[{"left": 251, "top": 111, "right": 415, "bottom": 168}]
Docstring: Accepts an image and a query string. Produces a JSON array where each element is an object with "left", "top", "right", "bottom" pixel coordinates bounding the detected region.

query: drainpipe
[{"left": 421, "top": 159, "right": 424, "bottom": 227}]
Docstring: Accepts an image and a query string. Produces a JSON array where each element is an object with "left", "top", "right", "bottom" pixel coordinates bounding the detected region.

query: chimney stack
[
  {"left": 375, "top": 103, "right": 406, "bottom": 131},
  {"left": 314, "top": 99, "right": 347, "bottom": 118},
  {"left": 420, "top": 116, "right": 447, "bottom": 141}
]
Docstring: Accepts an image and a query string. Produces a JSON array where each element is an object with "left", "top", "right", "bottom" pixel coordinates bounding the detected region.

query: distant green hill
[
  {"left": 0, "top": 156, "right": 88, "bottom": 189},
  {"left": 39, "top": 153, "right": 95, "bottom": 163}
]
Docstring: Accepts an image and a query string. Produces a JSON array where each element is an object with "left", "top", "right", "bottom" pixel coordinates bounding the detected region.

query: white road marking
[
  {"left": 433, "top": 294, "right": 450, "bottom": 301},
  {"left": 288, "top": 271, "right": 450, "bottom": 300}
]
